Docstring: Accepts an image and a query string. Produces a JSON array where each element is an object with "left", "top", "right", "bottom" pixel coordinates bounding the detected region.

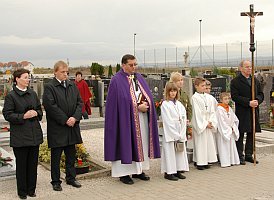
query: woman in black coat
[{"left": 2, "top": 68, "right": 43, "bottom": 199}]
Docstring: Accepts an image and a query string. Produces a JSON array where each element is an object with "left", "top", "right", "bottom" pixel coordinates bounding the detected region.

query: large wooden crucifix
[{"left": 241, "top": 4, "right": 263, "bottom": 166}]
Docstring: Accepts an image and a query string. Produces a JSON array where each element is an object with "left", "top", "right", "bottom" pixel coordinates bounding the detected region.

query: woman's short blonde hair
[
  {"left": 169, "top": 72, "right": 183, "bottom": 83},
  {"left": 164, "top": 82, "right": 179, "bottom": 101}
]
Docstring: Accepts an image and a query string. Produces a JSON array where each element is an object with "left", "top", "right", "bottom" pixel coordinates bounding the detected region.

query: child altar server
[
  {"left": 216, "top": 92, "right": 240, "bottom": 167},
  {"left": 161, "top": 82, "right": 189, "bottom": 181},
  {"left": 191, "top": 77, "right": 218, "bottom": 170}
]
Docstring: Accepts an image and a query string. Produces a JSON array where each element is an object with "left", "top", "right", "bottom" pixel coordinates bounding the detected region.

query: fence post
[
  {"left": 272, "top": 39, "right": 273, "bottom": 67},
  {"left": 165, "top": 48, "right": 167, "bottom": 68},
  {"left": 241, "top": 42, "right": 243, "bottom": 61},
  {"left": 226, "top": 43, "right": 228, "bottom": 67},
  {"left": 213, "top": 44, "right": 215, "bottom": 66},
  {"left": 143, "top": 49, "right": 146, "bottom": 68},
  {"left": 176, "top": 47, "right": 178, "bottom": 67}
]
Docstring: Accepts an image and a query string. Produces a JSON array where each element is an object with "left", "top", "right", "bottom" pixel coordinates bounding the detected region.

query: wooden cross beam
[
  {"left": 241, "top": 4, "right": 263, "bottom": 49},
  {"left": 240, "top": 4, "right": 263, "bottom": 166}
]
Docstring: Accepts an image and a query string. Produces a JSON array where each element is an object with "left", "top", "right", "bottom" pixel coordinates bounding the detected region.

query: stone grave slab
[{"left": 0, "top": 147, "right": 16, "bottom": 179}]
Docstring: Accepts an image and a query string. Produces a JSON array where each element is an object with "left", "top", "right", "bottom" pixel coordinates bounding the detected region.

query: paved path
[{"left": 1, "top": 128, "right": 274, "bottom": 200}]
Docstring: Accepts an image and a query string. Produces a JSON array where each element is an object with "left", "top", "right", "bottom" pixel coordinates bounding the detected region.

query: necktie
[{"left": 61, "top": 80, "right": 66, "bottom": 88}]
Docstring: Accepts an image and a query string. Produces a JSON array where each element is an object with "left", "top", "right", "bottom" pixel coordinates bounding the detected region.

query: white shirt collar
[{"left": 16, "top": 85, "right": 27, "bottom": 92}]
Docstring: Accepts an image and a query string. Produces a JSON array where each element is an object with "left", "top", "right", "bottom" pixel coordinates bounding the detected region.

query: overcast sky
[{"left": 0, "top": 0, "right": 273, "bottom": 67}]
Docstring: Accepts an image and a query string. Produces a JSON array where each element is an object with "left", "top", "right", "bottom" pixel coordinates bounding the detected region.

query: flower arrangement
[
  {"left": 75, "top": 143, "right": 91, "bottom": 168},
  {"left": 187, "top": 124, "right": 193, "bottom": 139},
  {"left": 39, "top": 140, "right": 92, "bottom": 173},
  {"left": 154, "top": 99, "right": 163, "bottom": 117},
  {"left": 0, "top": 151, "right": 13, "bottom": 167}
]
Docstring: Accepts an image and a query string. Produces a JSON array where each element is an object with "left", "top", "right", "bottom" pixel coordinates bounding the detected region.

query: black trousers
[
  {"left": 50, "top": 145, "right": 76, "bottom": 185},
  {"left": 13, "top": 146, "right": 39, "bottom": 196},
  {"left": 236, "top": 132, "right": 253, "bottom": 159}
]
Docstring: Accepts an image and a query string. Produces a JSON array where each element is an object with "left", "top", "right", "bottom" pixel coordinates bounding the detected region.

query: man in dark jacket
[
  {"left": 230, "top": 60, "right": 264, "bottom": 165},
  {"left": 43, "top": 61, "right": 83, "bottom": 191}
]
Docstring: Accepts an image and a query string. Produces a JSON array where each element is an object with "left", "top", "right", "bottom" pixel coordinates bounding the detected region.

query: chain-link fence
[{"left": 135, "top": 39, "right": 274, "bottom": 68}]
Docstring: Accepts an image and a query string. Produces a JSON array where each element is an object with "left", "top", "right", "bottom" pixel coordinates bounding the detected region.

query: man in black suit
[
  {"left": 43, "top": 61, "right": 83, "bottom": 191},
  {"left": 230, "top": 60, "right": 264, "bottom": 165}
]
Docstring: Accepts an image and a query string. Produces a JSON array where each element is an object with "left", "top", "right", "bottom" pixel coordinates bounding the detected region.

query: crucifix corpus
[{"left": 240, "top": 4, "right": 263, "bottom": 166}]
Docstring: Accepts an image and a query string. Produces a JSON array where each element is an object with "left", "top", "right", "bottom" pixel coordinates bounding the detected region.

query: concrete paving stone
[{"left": 1, "top": 128, "right": 274, "bottom": 200}]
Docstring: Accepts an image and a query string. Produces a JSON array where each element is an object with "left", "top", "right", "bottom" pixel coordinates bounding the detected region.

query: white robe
[
  {"left": 216, "top": 105, "right": 240, "bottom": 167},
  {"left": 208, "top": 94, "right": 219, "bottom": 154},
  {"left": 191, "top": 92, "right": 218, "bottom": 165},
  {"left": 111, "top": 80, "right": 150, "bottom": 177},
  {"left": 161, "top": 100, "right": 189, "bottom": 174}
]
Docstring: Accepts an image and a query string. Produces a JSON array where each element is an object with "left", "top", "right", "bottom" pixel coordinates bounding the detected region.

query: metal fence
[{"left": 135, "top": 39, "right": 274, "bottom": 68}]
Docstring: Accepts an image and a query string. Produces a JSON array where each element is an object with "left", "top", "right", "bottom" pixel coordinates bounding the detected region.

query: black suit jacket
[
  {"left": 42, "top": 78, "right": 83, "bottom": 148},
  {"left": 230, "top": 73, "right": 264, "bottom": 133}
]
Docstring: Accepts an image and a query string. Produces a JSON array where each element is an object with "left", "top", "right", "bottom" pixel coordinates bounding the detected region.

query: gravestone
[
  {"left": 30, "top": 81, "right": 41, "bottom": 99},
  {"left": 259, "top": 73, "right": 274, "bottom": 123},
  {"left": 0, "top": 84, "right": 4, "bottom": 100},
  {"left": 101, "top": 78, "right": 111, "bottom": 100},
  {"left": 0, "top": 147, "right": 16, "bottom": 179},
  {"left": 145, "top": 78, "right": 164, "bottom": 101},
  {"left": 205, "top": 76, "right": 226, "bottom": 102},
  {"left": 182, "top": 76, "right": 194, "bottom": 98},
  {"left": 87, "top": 80, "right": 100, "bottom": 107}
]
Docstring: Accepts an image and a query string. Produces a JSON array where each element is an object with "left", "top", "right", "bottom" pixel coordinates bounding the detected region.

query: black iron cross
[{"left": 241, "top": 4, "right": 263, "bottom": 52}]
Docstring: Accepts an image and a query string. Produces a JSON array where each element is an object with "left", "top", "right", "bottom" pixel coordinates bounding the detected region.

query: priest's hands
[
  {"left": 249, "top": 100, "right": 258, "bottom": 108},
  {"left": 138, "top": 101, "right": 149, "bottom": 113},
  {"left": 207, "top": 122, "right": 213, "bottom": 129},
  {"left": 66, "top": 117, "right": 76, "bottom": 127}
]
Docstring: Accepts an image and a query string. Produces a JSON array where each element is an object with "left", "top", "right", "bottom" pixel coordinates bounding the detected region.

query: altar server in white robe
[
  {"left": 191, "top": 77, "right": 218, "bottom": 170},
  {"left": 161, "top": 82, "right": 189, "bottom": 181},
  {"left": 205, "top": 79, "right": 219, "bottom": 154},
  {"left": 216, "top": 92, "right": 240, "bottom": 167}
]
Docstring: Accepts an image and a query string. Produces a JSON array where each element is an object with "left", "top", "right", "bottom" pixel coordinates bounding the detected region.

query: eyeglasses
[{"left": 127, "top": 63, "right": 138, "bottom": 67}]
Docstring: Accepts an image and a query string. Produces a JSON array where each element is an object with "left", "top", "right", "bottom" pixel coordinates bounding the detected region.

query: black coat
[
  {"left": 2, "top": 86, "right": 43, "bottom": 147},
  {"left": 230, "top": 73, "right": 264, "bottom": 133},
  {"left": 42, "top": 78, "right": 83, "bottom": 148}
]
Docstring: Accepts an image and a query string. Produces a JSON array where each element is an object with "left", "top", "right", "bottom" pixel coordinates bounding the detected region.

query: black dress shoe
[
  {"left": 245, "top": 157, "right": 259, "bottom": 164},
  {"left": 52, "top": 184, "right": 62, "bottom": 191},
  {"left": 164, "top": 173, "right": 179, "bottom": 181},
  {"left": 174, "top": 172, "right": 186, "bottom": 179},
  {"left": 204, "top": 165, "right": 210, "bottom": 169},
  {"left": 240, "top": 159, "right": 246, "bottom": 165},
  {"left": 119, "top": 175, "right": 134, "bottom": 185},
  {"left": 196, "top": 165, "right": 205, "bottom": 170},
  {"left": 18, "top": 195, "right": 27, "bottom": 199},
  {"left": 132, "top": 172, "right": 150, "bottom": 181},
  {"left": 28, "top": 193, "right": 36, "bottom": 197},
  {"left": 66, "top": 180, "right": 82, "bottom": 188}
]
